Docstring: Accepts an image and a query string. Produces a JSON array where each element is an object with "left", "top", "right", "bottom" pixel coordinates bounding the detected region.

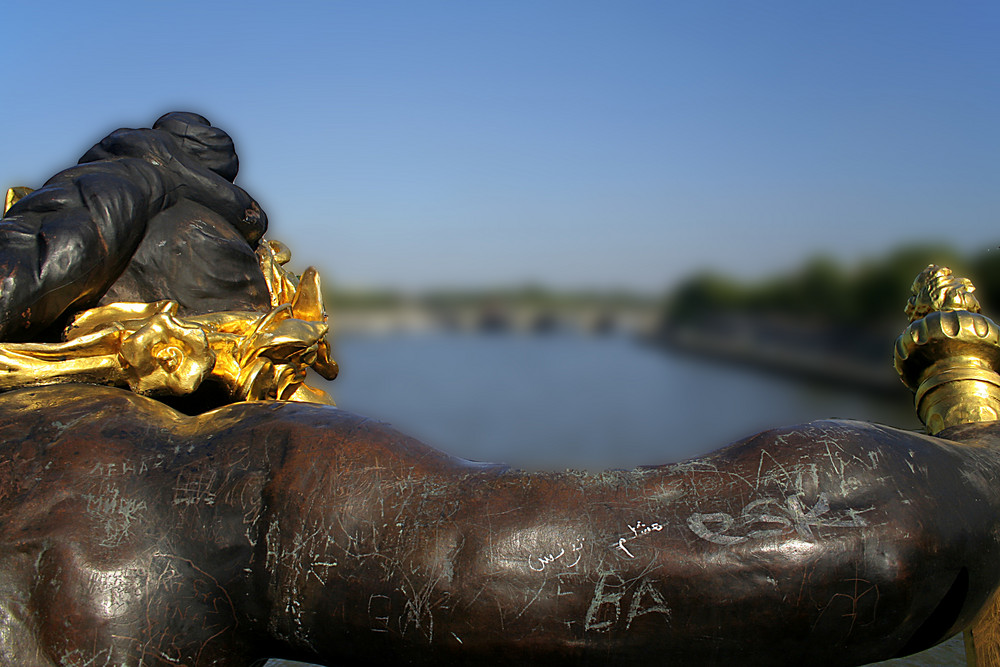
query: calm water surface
[
  {"left": 270, "top": 332, "right": 963, "bottom": 666},
  {"left": 332, "top": 332, "right": 921, "bottom": 470}
]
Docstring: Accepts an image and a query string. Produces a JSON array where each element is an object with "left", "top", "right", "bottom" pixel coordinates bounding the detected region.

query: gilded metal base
[{"left": 895, "top": 309, "right": 1000, "bottom": 434}]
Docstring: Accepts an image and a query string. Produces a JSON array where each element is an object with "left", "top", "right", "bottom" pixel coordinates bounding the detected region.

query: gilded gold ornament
[
  {"left": 895, "top": 265, "right": 1000, "bottom": 434},
  {"left": 3, "top": 186, "right": 32, "bottom": 214},
  {"left": 0, "top": 236, "right": 337, "bottom": 405}
]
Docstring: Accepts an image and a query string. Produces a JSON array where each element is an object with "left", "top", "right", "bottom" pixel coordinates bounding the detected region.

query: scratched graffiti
[
  {"left": 687, "top": 492, "right": 870, "bottom": 546},
  {"left": 85, "top": 566, "right": 146, "bottom": 618},
  {"left": 584, "top": 571, "right": 671, "bottom": 632},
  {"left": 142, "top": 552, "right": 239, "bottom": 660},
  {"left": 680, "top": 427, "right": 879, "bottom": 547},
  {"left": 56, "top": 647, "right": 114, "bottom": 667},
  {"left": 528, "top": 538, "right": 585, "bottom": 572},
  {"left": 368, "top": 594, "right": 392, "bottom": 633},
  {"left": 83, "top": 484, "right": 148, "bottom": 548},
  {"left": 173, "top": 469, "right": 218, "bottom": 506},
  {"left": 399, "top": 574, "right": 447, "bottom": 642},
  {"left": 89, "top": 458, "right": 157, "bottom": 477},
  {"left": 262, "top": 516, "right": 317, "bottom": 644},
  {"left": 612, "top": 521, "right": 662, "bottom": 559},
  {"left": 769, "top": 426, "right": 880, "bottom": 496}
]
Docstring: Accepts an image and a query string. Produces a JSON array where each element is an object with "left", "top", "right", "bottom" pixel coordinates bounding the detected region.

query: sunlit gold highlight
[{"left": 0, "top": 237, "right": 338, "bottom": 405}]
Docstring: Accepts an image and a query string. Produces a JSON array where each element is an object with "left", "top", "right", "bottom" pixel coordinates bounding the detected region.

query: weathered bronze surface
[
  {"left": 1, "top": 383, "right": 999, "bottom": 666},
  {"left": 0, "top": 114, "right": 336, "bottom": 405},
  {"left": 0, "top": 113, "right": 273, "bottom": 343},
  {"left": 3, "top": 114, "right": 1000, "bottom": 666}
]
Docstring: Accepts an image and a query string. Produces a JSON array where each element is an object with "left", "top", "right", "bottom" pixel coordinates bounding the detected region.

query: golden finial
[{"left": 895, "top": 266, "right": 1000, "bottom": 434}]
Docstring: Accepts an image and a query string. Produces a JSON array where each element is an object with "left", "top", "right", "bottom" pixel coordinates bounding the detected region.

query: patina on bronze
[
  {"left": 0, "top": 113, "right": 271, "bottom": 343},
  {"left": 2, "top": 384, "right": 1000, "bottom": 666},
  {"left": 3, "top": 114, "right": 1000, "bottom": 666}
]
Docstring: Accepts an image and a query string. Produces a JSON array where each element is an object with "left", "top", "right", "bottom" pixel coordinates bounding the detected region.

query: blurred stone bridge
[{"left": 333, "top": 301, "right": 661, "bottom": 337}]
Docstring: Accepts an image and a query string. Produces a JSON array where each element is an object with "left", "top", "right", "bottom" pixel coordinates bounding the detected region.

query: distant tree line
[{"left": 663, "top": 244, "right": 1000, "bottom": 333}]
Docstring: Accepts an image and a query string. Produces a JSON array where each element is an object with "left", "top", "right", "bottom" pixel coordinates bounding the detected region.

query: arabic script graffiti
[
  {"left": 612, "top": 520, "right": 663, "bottom": 558},
  {"left": 528, "top": 538, "right": 586, "bottom": 572}
]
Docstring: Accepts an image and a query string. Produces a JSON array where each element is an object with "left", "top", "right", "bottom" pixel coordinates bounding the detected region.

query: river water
[
  {"left": 269, "top": 331, "right": 964, "bottom": 666},
  {"left": 332, "top": 331, "right": 921, "bottom": 470}
]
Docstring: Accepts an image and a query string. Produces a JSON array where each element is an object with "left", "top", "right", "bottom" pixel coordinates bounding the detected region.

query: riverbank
[{"left": 658, "top": 322, "right": 906, "bottom": 395}]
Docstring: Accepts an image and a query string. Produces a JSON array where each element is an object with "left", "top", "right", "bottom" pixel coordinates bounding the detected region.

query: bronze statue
[
  {"left": 1, "top": 114, "right": 999, "bottom": 666},
  {"left": 0, "top": 112, "right": 272, "bottom": 342},
  {"left": 0, "top": 113, "right": 337, "bottom": 406}
]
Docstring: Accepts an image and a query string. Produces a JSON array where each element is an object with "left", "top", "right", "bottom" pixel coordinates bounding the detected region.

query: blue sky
[{"left": 3, "top": 1, "right": 998, "bottom": 292}]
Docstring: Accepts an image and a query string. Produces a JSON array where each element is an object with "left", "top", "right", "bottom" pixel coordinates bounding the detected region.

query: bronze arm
[{"left": 1, "top": 384, "right": 997, "bottom": 666}]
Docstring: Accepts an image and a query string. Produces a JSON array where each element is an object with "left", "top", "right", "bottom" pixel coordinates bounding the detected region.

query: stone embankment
[{"left": 659, "top": 319, "right": 905, "bottom": 394}]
